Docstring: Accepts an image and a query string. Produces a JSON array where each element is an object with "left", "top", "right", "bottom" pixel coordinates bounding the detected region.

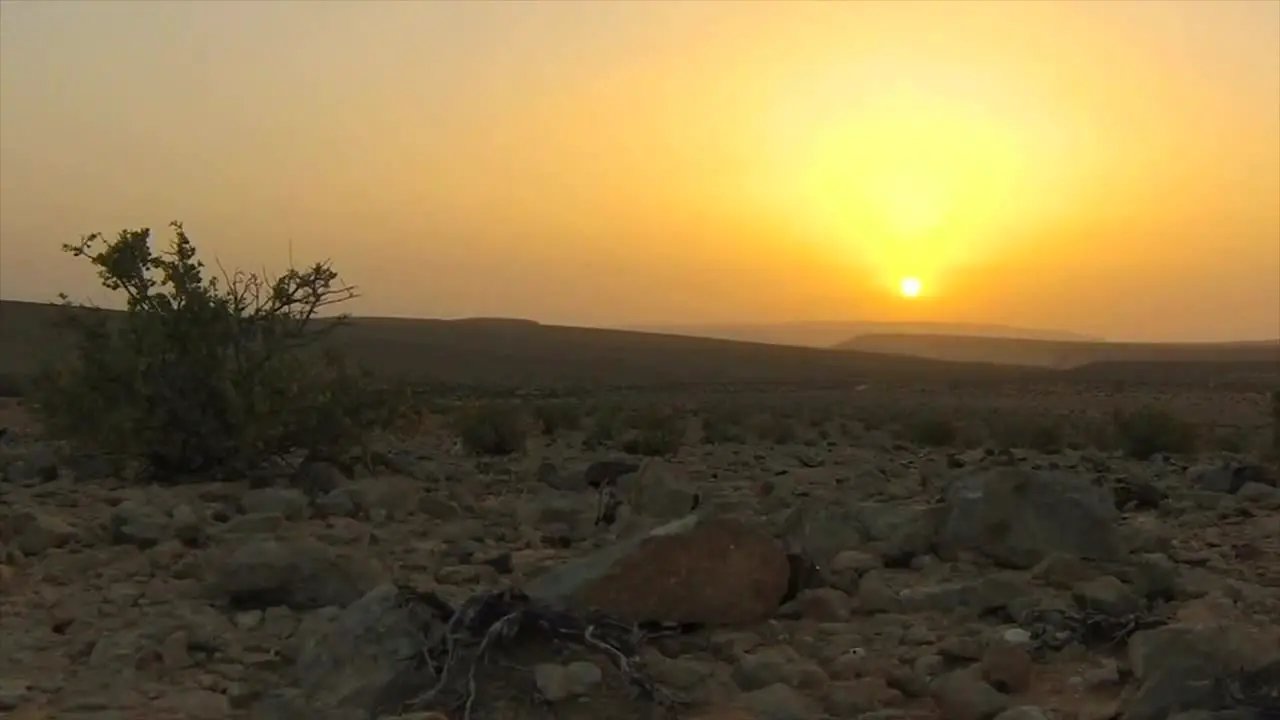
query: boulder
[
  {"left": 937, "top": 468, "right": 1124, "bottom": 568},
  {"left": 291, "top": 584, "right": 438, "bottom": 715},
  {"left": 524, "top": 514, "right": 790, "bottom": 625}
]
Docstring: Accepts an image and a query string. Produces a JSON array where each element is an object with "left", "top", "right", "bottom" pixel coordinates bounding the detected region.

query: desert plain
[{"left": 1, "top": 299, "right": 1279, "bottom": 720}]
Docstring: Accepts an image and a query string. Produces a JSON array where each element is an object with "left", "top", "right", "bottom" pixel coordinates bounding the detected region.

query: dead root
[{"left": 378, "top": 586, "right": 689, "bottom": 719}]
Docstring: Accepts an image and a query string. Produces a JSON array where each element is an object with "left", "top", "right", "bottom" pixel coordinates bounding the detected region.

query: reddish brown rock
[
  {"left": 981, "top": 640, "right": 1033, "bottom": 694},
  {"left": 685, "top": 708, "right": 757, "bottom": 720},
  {"left": 524, "top": 515, "right": 791, "bottom": 625}
]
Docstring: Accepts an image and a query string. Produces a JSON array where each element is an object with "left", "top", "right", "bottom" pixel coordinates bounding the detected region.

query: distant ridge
[
  {"left": 621, "top": 321, "right": 1100, "bottom": 348},
  {"left": 835, "top": 332, "right": 1280, "bottom": 369},
  {"left": 2, "top": 299, "right": 1273, "bottom": 387}
]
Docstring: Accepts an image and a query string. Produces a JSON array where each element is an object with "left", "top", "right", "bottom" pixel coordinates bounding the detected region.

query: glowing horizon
[{"left": 1, "top": 0, "right": 1277, "bottom": 342}]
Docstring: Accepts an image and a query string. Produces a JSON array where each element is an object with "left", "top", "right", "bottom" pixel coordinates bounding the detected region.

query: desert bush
[
  {"left": 1206, "top": 426, "right": 1250, "bottom": 454},
  {"left": 451, "top": 402, "right": 528, "bottom": 455},
  {"left": 699, "top": 407, "right": 747, "bottom": 445},
  {"left": 1112, "top": 405, "right": 1197, "bottom": 459},
  {"left": 582, "top": 403, "right": 625, "bottom": 449},
  {"left": 754, "top": 413, "right": 799, "bottom": 445},
  {"left": 32, "top": 223, "right": 409, "bottom": 481},
  {"left": 900, "top": 414, "right": 958, "bottom": 448},
  {"left": 620, "top": 407, "right": 684, "bottom": 456},
  {"left": 0, "top": 372, "right": 31, "bottom": 398},
  {"left": 988, "top": 415, "right": 1065, "bottom": 454},
  {"left": 1271, "top": 389, "right": 1280, "bottom": 456},
  {"left": 531, "top": 400, "right": 582, "bottom": 436}
]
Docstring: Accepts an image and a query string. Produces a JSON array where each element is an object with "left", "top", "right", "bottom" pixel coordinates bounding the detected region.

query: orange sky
[{"left": 1, "top": 0, "right": 1277, "bottom": 341}]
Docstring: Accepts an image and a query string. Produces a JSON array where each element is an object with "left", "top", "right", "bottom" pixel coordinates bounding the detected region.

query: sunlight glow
[
  {"left": 899, "top": 276, "right": 923, "bottom": 298},
  {"left": 754, "top": 56, "right": 1072, "bottom": 295}
]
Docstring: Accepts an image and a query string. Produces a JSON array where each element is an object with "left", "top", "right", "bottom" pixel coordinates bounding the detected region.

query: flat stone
[{"left": 206, "top": 538, "right": 386, "bottom": 610}]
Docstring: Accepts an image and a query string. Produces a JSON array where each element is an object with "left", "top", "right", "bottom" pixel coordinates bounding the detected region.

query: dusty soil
[{"left": 1, "top": 380, "right": 1279, "bottom": 720}]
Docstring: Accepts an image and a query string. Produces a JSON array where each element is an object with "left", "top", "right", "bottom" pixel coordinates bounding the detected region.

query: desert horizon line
[{"left": 2, "top": 295, "right": 1277, "bottom": 347}]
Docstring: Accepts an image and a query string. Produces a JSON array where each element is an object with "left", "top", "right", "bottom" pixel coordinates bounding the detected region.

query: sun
[{"left": 899, "top": 276, "right": 923, "bottom": 298}]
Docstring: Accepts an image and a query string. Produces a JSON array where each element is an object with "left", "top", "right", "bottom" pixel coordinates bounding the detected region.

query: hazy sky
[{"left": 2, "top": 0, "right": 1278, "bottom": 341}]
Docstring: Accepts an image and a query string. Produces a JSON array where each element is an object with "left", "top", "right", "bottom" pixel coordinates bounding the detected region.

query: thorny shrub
[
  {"left": 1271, "top": 389, "right": 1280, "bottom": 457},
  {"left": 451, "top": 402, "right": 529, "bottom": 455},
  {"left": 900, "top": 413, "right": 959, "bottom": 448},
  {"left": 619, "top": 407, "right": 684, "bottom": 457},
  {"left": 531, "top": 400, "right": 582, "bottom": 436},
  {"left": 1112, "top": 405, "right": 1198, "bottom": 460},
  {"left": 33, "top": 222, "right": 411, "bottom": 481}
]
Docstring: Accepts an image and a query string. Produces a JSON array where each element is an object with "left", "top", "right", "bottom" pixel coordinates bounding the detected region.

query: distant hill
[
  {"left": 835, "top": 332, "right": 1280, "bottom": 369},
  {"left": 6, "top": 300, "right": 1272, "bottom": 389},
  {"left": 0, "top": 300, "right": 1032, "bottom": 388},
  {"left": 621, "top": 321, "right": 1099, "bottom": 348}
]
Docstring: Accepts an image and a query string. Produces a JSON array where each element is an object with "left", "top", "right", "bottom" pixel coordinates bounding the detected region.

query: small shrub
[
  {"left": 451, "top": 402, "right": 528, "bottom": 455},
  {"left": 1207, "top": 426, "right": 1249, "bottom": 455},
  {"left": 1271, "top": 389, "right": 1280, "bottom": 457},
  {"left": 1112, "top": 405, "right": 1197, "bottom": 460},
  {"left": 33, "top": 223, "right": 407, "bottom": 481},
  {"left": 0, "top": 372, "right": 31, "bottom": 398},
  {"left": 620, "top": 408, "right": 683, "bottom": 457},
  {"left": 989, "top": 415, "right": 1065, "bottom": 454},
  {"left": 901, "top": 414, "right": 958, "bottom": 448},
  {"left": 755, "top": 414, "right": 799, "bottom": 445},
  {"left": 700, "top": 408, "right": 746, "bottom": 444},
  {"left": 582, "top": 404, "right": 624, "bottom": 449},
  {"left": 531, "top": 401, "right": 581, "bottom": 436}
]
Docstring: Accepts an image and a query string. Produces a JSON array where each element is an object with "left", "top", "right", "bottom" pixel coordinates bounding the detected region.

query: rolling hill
[
  {"left": 0, "top": 300, "right": 1034, "bottom": 389},
  {"left": 835, "top": 332, "right": 1280, "bottom": 369},
  {"left": 622, "top": 321, "right": 1098, "bottom": 348},
  {"left": 4, "top": 300, "right": 1275, "bottom": 390}
]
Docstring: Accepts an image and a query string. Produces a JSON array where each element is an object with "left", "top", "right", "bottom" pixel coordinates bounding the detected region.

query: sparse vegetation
[
  {"left": 755, "top": 413, "right": 800, "bottom": 445},
  {"left": 0, "top": 372, "right": 29, "bottom": 399},
  {"left": 451, "top": 402, "right": 529, "bottom": 455},
  {"left": 619, "top": 406, "right": 684, "bottom": 457},
  {"left": 531, "top": 400, "right": 582, "bottom": 436},
  {"left": 1112, "top": 405, "right": 1198, "bottom": 460},
  {"left": 30, "top": 223, "right": 409, "bottom": 481},
  {"left": 901, "top": 413, "right": 959, "bottom": 448},
  {"left": 987, "top": 414, "right": 1066, "bottom": 454},
  {"left": 699, "top": 407, "right": 748, "bottom": 445}
]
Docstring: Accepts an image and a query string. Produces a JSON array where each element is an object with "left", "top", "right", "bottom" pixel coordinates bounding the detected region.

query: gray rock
[
  {"left": 993, "top": 708, "right": 1052, "bottom": 720},
  {"left": 614, "top": 458, "right": 701, "bottom": 522},
  {"left": 110, "top": 500, "right": 173, "bottom": 548},
  {"left": 169, "top": 503, "right": 206, "bottom": 546},
  {"left": 1124, "top": 623, "right": 1280, "bottom": 720},
  {"left": 533, "top": 660, "right": 603, "bottom": 701},
  {"left": 582, "top": 459, "right": 641, "bottom": 488},
  {"left": 854, "top": 501, "right": 945, "bottom": 563},
  {"left": 293, "top": 460, "right": 348, "bottom": 496},
  {"left": 930, "top": 667, "right": 1011, "bottom": 720},
  {"left": 734, "top": 682, "right": 821, "bottom": 720},
  {"left": 293, "top": 584, "right": 437, "bottom": 714},
  {"left": 11, "top": 509, "right": 78, "bottom": 555},
  {"left": 207, "top": 538, "right": 386, "bottom": 610},
  {"left": 0, "top": 678, "right": 31, "bottom": 711},
  {"left": 1, "top": 444, "right": 58, "bottom": 485},
  {"left": 938, "top": 468, "right": 1124, "bottom": 568},
  {"left": 1071, "top": 575, "right": 1142, "bottom": 617},
  {"left": 732, "top": 646, "right": 808, "bottom": 691},
  {"left": 783, "top": 499, "right": 942, "bottom": 568},
  {"left": 1186, "top": 461, "right": 1276, "bottom": 494},
  {"left": 1236, "top": 482, "right": 1280, "bottom": 506},
  {"left": 241, "top": 488, "right": 311, "bottom": 520}
]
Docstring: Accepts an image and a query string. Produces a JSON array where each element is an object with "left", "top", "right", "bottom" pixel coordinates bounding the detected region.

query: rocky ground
[{"left": 2, "top": 396, "right": 1279, "bottom": 720}]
